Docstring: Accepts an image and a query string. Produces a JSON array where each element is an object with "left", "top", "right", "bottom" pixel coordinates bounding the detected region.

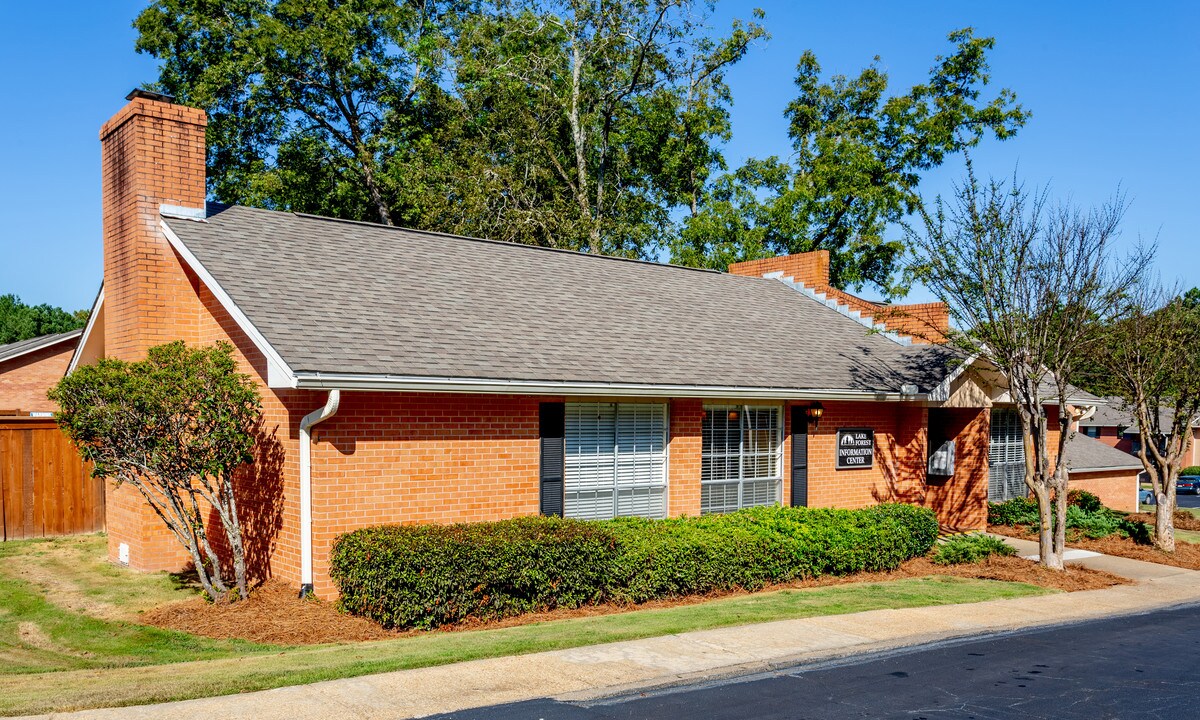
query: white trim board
[
  {"left": 66, "top": 286, "right": 103, "bottom": 373},
  {"left": 2, "top": 328, "right": 84, "bottom": 368},
  {"left": 161, "top": 219, "right": 297, "bottom": 388}
]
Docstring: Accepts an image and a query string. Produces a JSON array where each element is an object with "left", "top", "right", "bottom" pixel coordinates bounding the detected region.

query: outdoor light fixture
[
  {"left": 728, "top": 410, "right": 740, "bottom": 422},
  {"left": 805, "top": 402, "right": 825, "bottom": 428}
]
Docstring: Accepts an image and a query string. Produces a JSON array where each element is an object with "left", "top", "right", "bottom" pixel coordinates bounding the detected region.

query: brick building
[
  {"left": 73, "top": 91, "right": 1126, "bottom": 597},
  {"left": 0, "top": 329, "right": 82, "bottom": 414}
]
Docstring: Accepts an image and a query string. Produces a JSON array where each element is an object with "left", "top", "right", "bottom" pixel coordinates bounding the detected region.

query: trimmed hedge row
[{"left": 331, "top": 504, "right": 939, "bottom": 629}]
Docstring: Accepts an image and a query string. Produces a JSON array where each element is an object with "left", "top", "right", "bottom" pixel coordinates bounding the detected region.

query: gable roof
[
  {"left": 1079, "top": 395, "right": 1199, "bottom": 431},
  {"left": 0, "top": 329, "right": 82, "bottom": 365},
  {"left": 162, "top": 205, "right": 953, "bottom": 397},
  {"left": 1064, "top": 432, "right": 1143, "bottom": 473}
]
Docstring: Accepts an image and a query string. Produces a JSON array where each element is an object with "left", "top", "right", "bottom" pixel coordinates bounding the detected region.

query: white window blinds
[
  {"left": 564, "top": 402, "right": 667, "bottom": 520},
  {"left": 701, "top": 405, "right": 782, "bottom": 514}
]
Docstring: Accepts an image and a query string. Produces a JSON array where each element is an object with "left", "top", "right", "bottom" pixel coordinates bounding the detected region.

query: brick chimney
[
  {"left": 98, "top": 91, "right": 207, "bottom": 574},
  {"left": 728, "top": 251, "right": 950, "bottom": 344},
  {"left": 99, "top": 90, "right": 207, "bottom": 361}
]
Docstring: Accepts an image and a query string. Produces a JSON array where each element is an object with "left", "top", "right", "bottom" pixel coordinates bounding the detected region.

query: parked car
[
  {"left": 1176, "top": 476, "right": 1200, "bottom": 495},
  {"left": 1139, "top": 488, "right": 1156, "bottom": 506}
]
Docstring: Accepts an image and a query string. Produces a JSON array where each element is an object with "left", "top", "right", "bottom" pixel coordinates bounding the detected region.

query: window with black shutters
[
  {"left": 701, "top": 405, "right": 782, "bottom": 514},
  {"left": 563, "top": 402, "right": 667, "bottom": 520}
]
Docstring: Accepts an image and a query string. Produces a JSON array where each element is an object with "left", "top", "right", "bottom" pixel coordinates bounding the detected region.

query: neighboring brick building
[
  {"left": 0, "top": 330, "right": 82, "bottom": 414},
  {"left": 73, "top": 91, "right": 1119, "bottom": 597},
  {"left": 1078, "top": 396, "right": 1200, "bottom": 467}
]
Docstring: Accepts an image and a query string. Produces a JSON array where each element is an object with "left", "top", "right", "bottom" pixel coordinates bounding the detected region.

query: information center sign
[{"left": 836, "top": 428, "right": 874, "bottom": 470}]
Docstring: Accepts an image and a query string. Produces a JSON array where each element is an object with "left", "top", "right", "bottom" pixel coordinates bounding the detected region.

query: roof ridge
[{"left": 284, "top": 210, "right": 726, "bottom": 277}]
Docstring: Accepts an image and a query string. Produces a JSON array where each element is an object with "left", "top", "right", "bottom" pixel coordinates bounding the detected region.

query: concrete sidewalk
[
  {"left": 26, "top": 558, "right": 1200, "bottom": 720},
  {"left": 989, "top": 533, "right": 1190, "bottom": 581}
]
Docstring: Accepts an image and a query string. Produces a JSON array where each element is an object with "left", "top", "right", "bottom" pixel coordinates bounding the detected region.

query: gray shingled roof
[
  {"left": 164, "top": 205, "right": 954, "bottom": 394},
  {"left": 1064, "top": 432, "right": 1143, "bottom": 473},
  {"left": 0, "top": 329, "right": 82, "bottom": 364},
  {"left": 1079, "top": 395, "right": 1198, "bottom": 431}
]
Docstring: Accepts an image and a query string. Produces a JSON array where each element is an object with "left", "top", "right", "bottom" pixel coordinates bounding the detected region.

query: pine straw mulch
[
  {"left": 141, "top": 556, "right": 1126, "bottom": 647},
  {"left": 1128, "top": 510, "right": 1200, "bottom": 532},
  {"left": 989, "top": 523, "right": 1200, "bottom": 571}
]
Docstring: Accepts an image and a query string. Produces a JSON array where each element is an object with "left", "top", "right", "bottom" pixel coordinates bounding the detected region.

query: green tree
[
  {"left": 674, "top": 28, "right": 1029, "bottom": 296},
  {"left": 0, "top": 294, "right": 88, "bottom": 345},
  {"left": 447, "top": 0, "right": 766, "bottom": 256},
  {"left": 135, "top": 0, "right": 765, "bottom": 260},
  {"left": 908, "top": 167, "right": 1148, "bottom": 568},
  {"left": 51, "top": 342, "right": 262, "bottom": 602},
  {"left": 1097, "top": 286, "right": 1200, "bottom": 552},
  {"left": 135, "top": 0, "right": 468, "bottom": 226}
]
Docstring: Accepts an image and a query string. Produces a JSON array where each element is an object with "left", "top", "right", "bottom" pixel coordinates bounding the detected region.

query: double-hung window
[
  {"left": 563, "top": 402, "right": 668, "bottom": 520},
  {"left": 701, "top": 405, "right": 783, "bottom": 514}
]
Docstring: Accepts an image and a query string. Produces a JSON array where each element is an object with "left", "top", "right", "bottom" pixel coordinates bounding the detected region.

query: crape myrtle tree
[
  {"left": 1098, "top": 284, "right": 1200, "bottom": 551},
  {"left": 50, "top": 342, "right": 261, "bottom": 602},
  {"left": 908, "top": 165, "right": 1148, "bottom": 568},
  {"left": 673, "top": 28, "right": 1029, "bottom": 297}
]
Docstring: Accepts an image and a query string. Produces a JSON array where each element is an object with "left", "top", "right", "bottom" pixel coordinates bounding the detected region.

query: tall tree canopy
[
  {"left": 673, "top": 28, "right": 1028, "bottom": 295},
  {"left": 136, "top": 0, "right": 765, "bottom": 259},
  {"left": 136, "top": 7, "right": 1025, "bottom": 280},
  {"left": 0, "top": 294, "right": 88, "bottom": 345}
]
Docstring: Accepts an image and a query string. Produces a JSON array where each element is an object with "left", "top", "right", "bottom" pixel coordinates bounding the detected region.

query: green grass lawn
[{"left": 0, "top": 534, "right": 1052, "bottom": 716}]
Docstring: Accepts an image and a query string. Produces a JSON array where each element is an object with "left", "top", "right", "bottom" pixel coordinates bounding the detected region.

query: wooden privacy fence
[{"left": 0, "top": 416, "right": 103, "bottom": 541}]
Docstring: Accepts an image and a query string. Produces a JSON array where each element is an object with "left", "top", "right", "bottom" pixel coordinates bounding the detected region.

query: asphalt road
[
  {"left": 430, "top": 605, "right": 1200, "bottom": 720},
  {"left": 1175, "top": 493, "right": 1200, "bottom": 509}
]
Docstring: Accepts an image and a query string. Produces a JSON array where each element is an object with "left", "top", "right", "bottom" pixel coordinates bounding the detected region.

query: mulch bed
[
  {"left": 1128, "top": 511, "right": 1200, "bottom": 532},
  {"left": 989, "top": 523, "right": 1200, "bottom": 571},
  {"left": 141, "top": 556, "right": 1127, "bottom": 646}
]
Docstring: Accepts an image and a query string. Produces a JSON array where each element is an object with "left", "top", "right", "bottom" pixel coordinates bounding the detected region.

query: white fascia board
[
  {"left": 926, "top": 352, "right": 980, "bottom": 403},
  {"left": 1069, "top": 465, "right": 1143, "bottom": 474},
  {"left": 66, "top": 286, "right": 104, "bottom": 373},
  {"left": 3, "top": 327, "right": 85, "bottom": 369},
  {"left": 160, "top": 220, "right": 298, "bottom": 388},
  {"left": 292, "top": 372, "right": 927, "bottom": 401}
]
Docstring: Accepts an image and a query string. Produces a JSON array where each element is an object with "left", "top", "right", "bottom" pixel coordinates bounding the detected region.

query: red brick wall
[
  {"left": 668, "top": 399, "right": 703, "bottom": 516},
  {"left": 924, "top": 407, "right": 990, "bottom": 529},
  {"left": 100, "top": 95, "right": 209, "bottom": 573},
  {"left": 1071, "top": 470, "right": 1138, "bottom": 513},
  {"left": 0, "top": 342, "right": 74, "bottom": 412}
]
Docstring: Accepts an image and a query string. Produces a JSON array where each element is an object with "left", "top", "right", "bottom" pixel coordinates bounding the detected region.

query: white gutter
[
  {"left": 298, "top": 390, "right": 340, "bottom": 597},
  {"left": 290, "top": 373, "right": 928, "bottom": 402}
]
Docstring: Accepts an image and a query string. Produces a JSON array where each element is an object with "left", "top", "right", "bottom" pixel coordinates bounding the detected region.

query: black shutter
[
  {"left": 791, "top": 407, "right": 808, "bottom": 507},
  {"left": 539, "top": 402, "right": 565, "bottom": 516}
]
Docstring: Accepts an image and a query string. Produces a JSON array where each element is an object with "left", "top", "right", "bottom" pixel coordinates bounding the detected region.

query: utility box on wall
[{"left": 928, "top": 439, "right": 956, "bottom": 477}]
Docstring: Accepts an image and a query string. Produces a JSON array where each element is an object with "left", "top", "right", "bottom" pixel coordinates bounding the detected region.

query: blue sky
[{"left": 1, "top": 1, "right": 1196, "bottom": 310}]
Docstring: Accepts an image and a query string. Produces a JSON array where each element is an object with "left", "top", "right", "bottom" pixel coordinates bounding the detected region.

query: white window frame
[
  {"left": 563, "top": 401, "right": 669, "bottom": 520},
  {"left": 700, "top": 404, "right": 783, "bottom": 514}
]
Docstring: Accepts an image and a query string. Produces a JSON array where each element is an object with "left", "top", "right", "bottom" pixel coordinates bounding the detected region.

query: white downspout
[{"left": 299, "top": 390, "right": 340, "bottom": 597}]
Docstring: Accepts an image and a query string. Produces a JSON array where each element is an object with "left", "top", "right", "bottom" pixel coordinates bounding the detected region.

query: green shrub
[
  {"left": 931, "top": 534, "right": 1017, "bottom": 565},
  {"left": 330, "top": 516, "right": 617, "bottom": 630},
  {"left": 1182, "top": 466, "right": 1200, "bottom": 477},
  {"left": 988, "top": 497, "right": 1039, "bottom": 526},
  {"left": 1067, "top": 489, "right": 1103, "bottom": 513},
  {"left": 331, "top": 504, "right": 940, "bottom": 629}
]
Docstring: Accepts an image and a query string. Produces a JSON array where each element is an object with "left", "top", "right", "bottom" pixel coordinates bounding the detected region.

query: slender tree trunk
[
  {"left": 221, "top": 478, "right": 249, "bottom": 599},
  {"left": 1052, "top": 468, "right": 1069, "bottom": 563},
  {"left": 1155, "top": 462, "right": 1177, "bottom": 552}
]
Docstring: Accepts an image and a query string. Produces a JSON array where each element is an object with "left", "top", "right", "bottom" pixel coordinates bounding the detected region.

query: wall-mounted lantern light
[{"left": 805, "top": 402, "right": 825, "bottom": 429}]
